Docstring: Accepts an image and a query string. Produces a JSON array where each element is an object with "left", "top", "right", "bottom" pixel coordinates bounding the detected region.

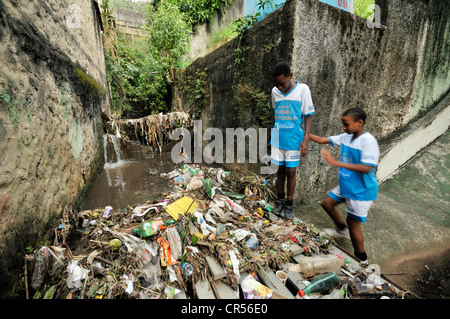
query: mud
[{"left": 383, "top": 246, "right": 450, "bottom": 299}]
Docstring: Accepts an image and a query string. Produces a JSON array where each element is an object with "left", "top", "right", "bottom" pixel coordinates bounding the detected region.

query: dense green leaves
[
  {"left": 145, "top": 0, "right": 191, "bottom": 68},
  {"left": 103, "top": 0, "right": 232, "bottom": 117}
]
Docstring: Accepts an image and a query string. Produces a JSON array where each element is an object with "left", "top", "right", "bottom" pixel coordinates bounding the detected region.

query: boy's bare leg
[
  {"left": 347, "top": 217, "right": 365, "bottom": 255},
  {"left": 321, "top": 196, "right": 346, "bottom": 227},
  {"left": 276, "top": 165, "right": 286, "bottom": 196},
  {"left": 285, "top": 167, "right": 297, "bottom": 201}
]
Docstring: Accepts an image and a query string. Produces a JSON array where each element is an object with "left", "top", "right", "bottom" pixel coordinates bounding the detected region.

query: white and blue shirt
[
  {"left": 270, "top": 82, "right": 315, "bottom": 150},
  {"left": 329, "top": 132, "right": 380, "bottom": 201}
]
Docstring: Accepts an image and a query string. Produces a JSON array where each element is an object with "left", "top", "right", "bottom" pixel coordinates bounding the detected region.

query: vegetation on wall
[
  {"left": 174, "top": 68, "right": 209, "bottom": 119},
  {"left": 102, "top": 0, "right": 231, "bottom": 118},
  {"left": 235, "top": 81, "right": 273, "bottom": 129},
  {"left": 353, "top": 0, "right": 375, "bottom": 19}
]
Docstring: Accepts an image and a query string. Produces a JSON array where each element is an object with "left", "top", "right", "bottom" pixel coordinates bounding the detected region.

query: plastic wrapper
[
  {"left": 30, "top": 246, "right": 66, "bottom": 290},
  {"left": 241, "top": 274, "right": 273, "bottom": 299},
  {"left": 166, "top": 227, "right": 182, "bottom": 261}
]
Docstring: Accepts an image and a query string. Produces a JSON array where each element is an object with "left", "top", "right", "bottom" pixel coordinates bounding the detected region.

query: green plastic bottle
[
  {"left": 297, "top": 272, "right": 340, "bottom": 297},
  {"left": 203, "top": 178, "right": 212, "bottom": 197},
  {"left": 132, "top": 220, "right": 163, "bottom": 237}
]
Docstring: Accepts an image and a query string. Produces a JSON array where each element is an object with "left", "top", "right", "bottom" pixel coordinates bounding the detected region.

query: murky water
[{"left": 80, "top": 135, "right": 177, "bottom": 211}]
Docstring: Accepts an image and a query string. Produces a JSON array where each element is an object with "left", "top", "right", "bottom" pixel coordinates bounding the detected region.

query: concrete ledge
[{"left": 377, "top": 96, "right": 450, "bottom": 183}]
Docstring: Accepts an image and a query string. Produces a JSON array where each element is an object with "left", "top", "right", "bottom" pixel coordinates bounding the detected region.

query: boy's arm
[
  {"left": 299, "top": 115, "right": 312, "bottom": 157},
  {"left": 309, "top": 133, "right": 330, "bottom": 144},
  {"left": 321, "top": 148, "right": 373, "bottom": 173}
]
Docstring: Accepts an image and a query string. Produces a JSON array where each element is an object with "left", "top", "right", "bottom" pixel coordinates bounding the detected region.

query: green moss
[
  {"left": 73, "top": 64, "right": 107, "bottom": 95},
  {"left": 234, "top": 81, "right": 272, "bottom": 129}
]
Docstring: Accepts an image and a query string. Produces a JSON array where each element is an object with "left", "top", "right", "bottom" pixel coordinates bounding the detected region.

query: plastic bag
[
  {"left": 166, "top": 227, "right": 182, "bottom": 261},
  {"left": 66, "top": 260, "right": 89, "bottom": 289},
  {"left": 186, "top": 176, "right": 204, "bottom": 191},
  {"left": 193, "top": 211, "right": 216, "bottom": 237}
]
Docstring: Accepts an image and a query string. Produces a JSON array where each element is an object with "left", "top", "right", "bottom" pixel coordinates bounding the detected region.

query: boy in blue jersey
[
  {"left": 309, "top": 108, "right": 379, "bottom": 266},
  {"left": 270, "top": 62, "right": 315, "bottom": 219}
]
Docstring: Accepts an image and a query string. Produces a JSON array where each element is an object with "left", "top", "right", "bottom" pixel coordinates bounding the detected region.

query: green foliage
[
  {"left": 102, "top": 0, "right": 232, "bottom": 117},
  {"left": 105, "top": 40, "right": 168, "bottom": 114},
  {"left": 159, "top": 0, "right": 232, "bottom": 26},
  {"left": 207, "top": 23, "right": 239, "bottom": 50},
  {"left": 353, "top": 0, "right": 375, "bottom": 19},
  {"left": 145, "top": 0, "right": 191, "bottom": 68}
]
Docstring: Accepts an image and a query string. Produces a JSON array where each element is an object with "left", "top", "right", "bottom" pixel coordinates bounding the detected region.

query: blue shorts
[
  {"left": 270, "top": 146, "right": 300, "bottom": 168},
  {"left": 329, "top": 185, "right": 374, "bottom": 223}
]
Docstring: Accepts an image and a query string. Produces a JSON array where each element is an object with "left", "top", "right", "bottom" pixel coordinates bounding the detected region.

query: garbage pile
[{"left": 24, "top": 163, "right": 410, "bottom": 299}]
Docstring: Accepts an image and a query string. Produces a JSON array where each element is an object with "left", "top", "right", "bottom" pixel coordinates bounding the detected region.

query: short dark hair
[
  {"left": 342, "top": 108, "right": 367, "bottom": 124},
  {"left": 272, "top": 62, "right": 291, "bottom": 78}
]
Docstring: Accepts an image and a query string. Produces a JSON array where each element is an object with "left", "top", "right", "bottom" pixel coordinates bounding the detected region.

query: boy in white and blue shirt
[
  {"left": 270, "top": 62, "right": 315, "bottom": 219},
  {"left": 309, "top": 108, "right": 380, "bottom": 266}
]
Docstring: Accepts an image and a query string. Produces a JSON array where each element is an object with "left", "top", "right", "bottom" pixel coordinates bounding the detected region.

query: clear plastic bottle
[
  {"left": 293, "top": 255, "right": 345, "bottom": 277},
  {"left": 181, "top": 262, "right": 193, "bottom": 276},
  {"left": 298, "top": 272, "right": 340, "bottom": 297}
]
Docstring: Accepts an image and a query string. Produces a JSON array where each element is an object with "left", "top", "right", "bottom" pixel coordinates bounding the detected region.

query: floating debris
[{"left": 24, "top": 163, "right": 412, "bottom": 300}]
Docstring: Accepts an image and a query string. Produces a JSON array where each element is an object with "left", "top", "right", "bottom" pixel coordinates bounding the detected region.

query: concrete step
[
  {"left": 279, "top": 262, "right": 307, "bottom": 294},
  {"left": 257, "top": 267, "right": 296, "bottom": 299},
  {"left": 194, "top": 279, "right": 216, "bottom": 299},
  {"left": 205, "top": 255, "right": 226, "bottom": 280},
  {"left": 213, "top": 280, "right": 239, "bottom": 299}
]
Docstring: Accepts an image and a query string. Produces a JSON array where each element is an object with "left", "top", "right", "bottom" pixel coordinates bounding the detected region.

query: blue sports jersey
[
  {"left": 270, "top": 82, "right": 315, "bottom": 150},
  {"left": 329, "top": 132, "right": 380, "bottom": 201}
]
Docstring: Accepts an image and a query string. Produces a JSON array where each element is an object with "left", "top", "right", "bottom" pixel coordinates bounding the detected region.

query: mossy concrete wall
[
  {"left": 0, "top": 0, "right": 109, "bottom": 297},
  {"left": 173, "top": 0, "right": 449, "bottom": 203}
]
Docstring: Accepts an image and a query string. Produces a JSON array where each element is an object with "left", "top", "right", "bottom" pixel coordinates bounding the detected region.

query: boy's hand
[
  {"left": 299, "top": 139, "right": 309, "bottom": 157},
  {"left": 320, "top": 148, "right": 335, "bottom": 164}
]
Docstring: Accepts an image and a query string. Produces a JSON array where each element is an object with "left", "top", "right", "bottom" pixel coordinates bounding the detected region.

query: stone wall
[
  {"left": 172, "top": 0, "right": 449, "bottom": 203},
  {"left": 0, "top": 0, "right": 109, "bottom": 296},
  {"left": 187, "top": 0, "right": 245, "bottom": 61}
]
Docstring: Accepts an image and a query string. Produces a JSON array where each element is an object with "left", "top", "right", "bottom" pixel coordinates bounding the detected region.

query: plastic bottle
[
  {"left": 188, "top": 168, "right": 199, "bottom": 176},
  {"left": 225, "top": 198, "right": 246, "bottom": 215},
  {"left": 203, "top": 178, "right": 212, "bottom": 197},
  {"left": 178, "top": 173, "right": 192, "bottom": 186},
  {"left": 181, "top": 262, "right": 193, "bottom": 277},
  {"left": 133, "top": 220, "right": 164, "bottom": 237},
  {"left": 298, "top": 272, "right": 340, "bottom": 297},
  {"left": 319, "top": 288, "right": 345, "bottom": 299},
  {"left": 102, "top": 206, "right": 112, "bottom": 218},
  {"left": 293, "top": 254, "right": 345, "bottom": 277},
  {"left": 258, "top": 200, "right": 273, "bottom": 212},
  {"left": 163, "top": 218, "right": 177, "bottom": 226}
]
